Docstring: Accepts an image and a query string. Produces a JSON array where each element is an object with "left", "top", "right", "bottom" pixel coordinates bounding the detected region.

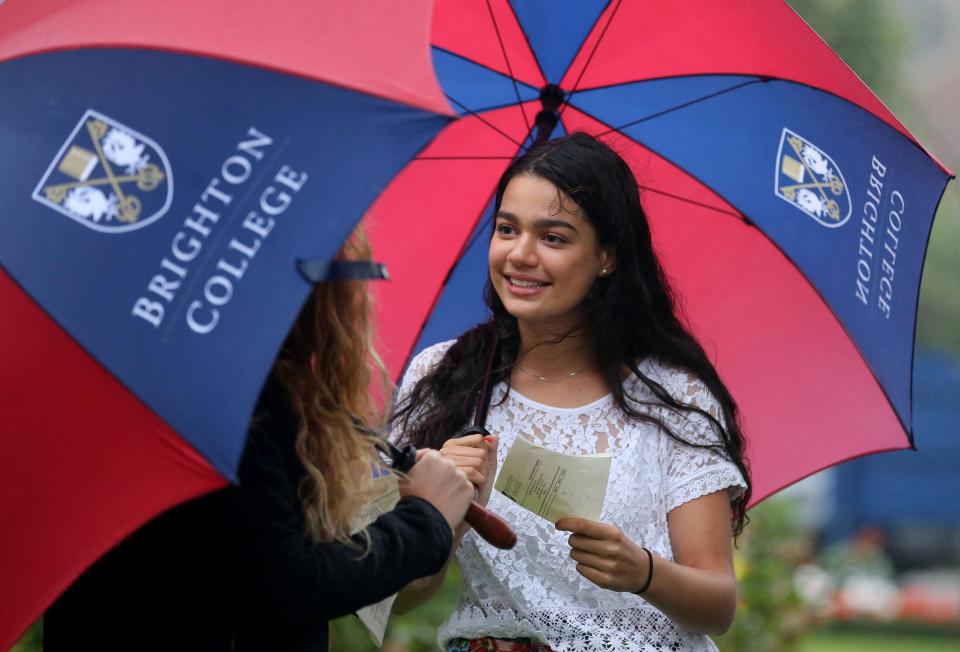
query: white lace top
[{"left": 396, "top": 341, "right": 747, "bottom": 652}]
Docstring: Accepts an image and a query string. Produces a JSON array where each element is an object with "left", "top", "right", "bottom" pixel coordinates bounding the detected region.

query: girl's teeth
[{"left": 511, "top": 278, "right": 546, "bottom": 288}]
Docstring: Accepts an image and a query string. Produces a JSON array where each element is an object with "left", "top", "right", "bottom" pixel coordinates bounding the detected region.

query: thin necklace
[{"left": 516, "top": 363, "right": 586, "bottom": 383}]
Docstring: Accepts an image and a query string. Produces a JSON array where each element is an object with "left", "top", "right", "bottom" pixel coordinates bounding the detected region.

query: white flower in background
[
  {"left": 794, "top": 563, "right": 835, "bottom": 611},
  {"left": 841, "top": 574, "right": 899, "bottom": 620}
]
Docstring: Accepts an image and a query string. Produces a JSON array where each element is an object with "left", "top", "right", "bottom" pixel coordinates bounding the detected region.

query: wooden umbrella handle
[
  {"left": 381, "top": 440, "right": 517, "bottom": 549},
  {"left": 465, "top": 501, "right": 517, "bottom": 549}
]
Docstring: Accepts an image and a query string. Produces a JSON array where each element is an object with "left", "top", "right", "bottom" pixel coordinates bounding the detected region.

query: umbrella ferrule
[
  {"left": 533, "top": 84, "right": 565, "bottom": 145},
  {"left": 539, "top": 83, "right": 564, "bottom": 112}
]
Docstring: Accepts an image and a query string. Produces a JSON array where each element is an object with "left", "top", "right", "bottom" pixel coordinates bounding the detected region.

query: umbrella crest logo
[
  {"left": 32, "top": 109, "right": 173, "bottom": 233},
  {"left": 775, "top": 128, "right": 851, "bottom": 228}
]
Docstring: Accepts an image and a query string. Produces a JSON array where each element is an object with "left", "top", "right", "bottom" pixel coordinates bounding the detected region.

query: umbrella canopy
[
  {"left": 363, "top": 0, "right": 953, "bottom": 505},
  {"left": 0, "top": 0, "right": 451, "bottom": 646}
]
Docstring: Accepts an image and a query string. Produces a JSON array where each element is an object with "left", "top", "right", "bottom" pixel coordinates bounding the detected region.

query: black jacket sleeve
[{"left": 182, "top": 404, "right": 453, "bottom": 637}]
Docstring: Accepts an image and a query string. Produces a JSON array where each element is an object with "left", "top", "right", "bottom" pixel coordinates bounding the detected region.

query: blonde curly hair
[{"left": 273, "top": 227, "right": 392, "bottom": 543}]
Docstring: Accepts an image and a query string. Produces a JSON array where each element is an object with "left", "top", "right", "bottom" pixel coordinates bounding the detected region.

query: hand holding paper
[{"left": 554, "top": 517, "right": 653, "bottom": 593}]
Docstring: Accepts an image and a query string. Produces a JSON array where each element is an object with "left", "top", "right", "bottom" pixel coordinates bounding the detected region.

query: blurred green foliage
[
  {"left": 916, "top": 204, "right": 960, "bottom": 355},
  {"left": 10, "top": 620, "right": 40, "bottom": 652},
  {"left": 788, "top": 0, "right": 907, "bottom": 105},
  {"left": 799, "top": 630, "right": 960, "bottom": 652},
  {"left": 330, "top": 565, "right": 462, "bottom": 652},
  {"left": 714, "top": 499, "right": 816, "bottom": 652}
]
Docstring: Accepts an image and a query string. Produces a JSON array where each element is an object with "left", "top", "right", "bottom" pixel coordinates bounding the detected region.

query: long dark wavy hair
[{"left": 392, "top": 133, "right": 751, "bottom": 536}]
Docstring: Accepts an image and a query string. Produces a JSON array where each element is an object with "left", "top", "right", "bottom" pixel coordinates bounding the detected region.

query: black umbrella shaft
[{"left": 533, "top": 84, "right": 565, "bottom": 145}]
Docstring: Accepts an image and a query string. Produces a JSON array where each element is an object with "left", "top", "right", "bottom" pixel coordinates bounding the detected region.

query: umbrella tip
[
  {"left": 532, "top": 84, "right": 566, "bottom": 146},
  {"left": 539, "top": 84, "right": 564, "bottom": 112}
]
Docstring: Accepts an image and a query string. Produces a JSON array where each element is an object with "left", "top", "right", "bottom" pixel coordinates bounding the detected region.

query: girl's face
[{"left": 489, "top": 173, "right": 614, "bottom": 332}]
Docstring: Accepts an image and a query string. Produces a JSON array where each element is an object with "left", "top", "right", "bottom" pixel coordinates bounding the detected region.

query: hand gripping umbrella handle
[{"left": 383, "top": 442, "right": 517, "bottom": 550}]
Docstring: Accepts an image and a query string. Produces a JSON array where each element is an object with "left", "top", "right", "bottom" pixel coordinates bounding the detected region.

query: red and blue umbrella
[
  {"left": 364, "top": 0, "right": 953, "bottom": 505},
  {"left": 0, "top": 0, "right": 451, "bottom": 646}
]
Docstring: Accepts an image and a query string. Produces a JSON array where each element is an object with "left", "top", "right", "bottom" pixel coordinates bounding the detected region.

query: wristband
[{"left": 633, "top": 547, "right": 654, "bottom": 595}]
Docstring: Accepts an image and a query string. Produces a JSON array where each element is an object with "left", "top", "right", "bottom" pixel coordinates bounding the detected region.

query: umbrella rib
[
  {"left": 485, "top": 0, "right": 532, "bottom": 133},
  {"left": 402, "top": 186, "right": 501, "bottom": 372},
  {"left": 416, "top": 156, "right": 515, "bottom": 160},
  {"left": 578, "top": 74, "right": 955, "bottom": 178},
  {"left": 560, "top": 0, "right": 621, "bottom": 119},
  {"left": 446, "top": 97, "right": 539, "bottom": 116},
  {"left": 592, "top": 79, "right": 763, "bottom": 136},
  {"left": 502, "top": 0, "right": 549, "bottom": 87},
  {"left": 637, "top": 184, "right": 743, "bottom": 220},
  {"left": 445, "top": 94, "right": 524, "bottom": 147},
  {"left": 433, "top": 46, "right": 541, "bottom": 97}
]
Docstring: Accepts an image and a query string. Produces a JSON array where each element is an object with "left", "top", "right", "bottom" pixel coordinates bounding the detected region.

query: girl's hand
[
  {"left": 440, "top": 433, "right": 499, "bottom": 506},
  {"left": 554, "top": 517, "right": 653, "bottom": 593},
  {"left": 400, "top": 449, "right": 474, "bottom": 531},
  {"left": 558, "top": 493, "right": 738, "bottom": 635}
]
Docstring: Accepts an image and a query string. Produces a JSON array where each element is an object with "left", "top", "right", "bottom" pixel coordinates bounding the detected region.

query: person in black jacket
[{"left": 44, "top": 230, "right": 474, "bottom": 651}]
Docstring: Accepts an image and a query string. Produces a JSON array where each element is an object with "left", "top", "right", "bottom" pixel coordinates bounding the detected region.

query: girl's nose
[{"left": 507, "top": 235, "right": 538, "bottom": 267}]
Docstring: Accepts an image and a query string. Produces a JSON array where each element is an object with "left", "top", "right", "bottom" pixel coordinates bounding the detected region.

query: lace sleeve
[
  {"left": 388, "top": 340, "right": 454, "bottom": 444},
  {"left": 660, "top": 371, "right": 746, "bottom": 512}
]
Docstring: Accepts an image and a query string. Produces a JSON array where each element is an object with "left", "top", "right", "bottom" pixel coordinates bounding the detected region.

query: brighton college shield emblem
[
  {"left": 32, "top": 109, "right": 173, "bottom": 233},
  {"left": 775, "top": 128, "right": 851, "bottom": 228}
]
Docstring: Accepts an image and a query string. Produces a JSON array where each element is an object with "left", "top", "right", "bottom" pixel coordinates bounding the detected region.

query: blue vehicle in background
[{"left": 825, "top": 349, "right": 960, "bottom": 570}]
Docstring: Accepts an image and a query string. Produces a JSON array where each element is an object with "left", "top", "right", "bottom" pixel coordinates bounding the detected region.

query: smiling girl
[{"left": 391, "top": 134, "right": 751, "bottom": 652}]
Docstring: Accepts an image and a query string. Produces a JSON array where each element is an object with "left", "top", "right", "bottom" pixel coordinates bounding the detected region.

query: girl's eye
[
  {"left": 495, "top": 223, "right": 516, "bottom": 236},
  {"left": 543, "top": 233, "right": 567, "bottom": 245}
]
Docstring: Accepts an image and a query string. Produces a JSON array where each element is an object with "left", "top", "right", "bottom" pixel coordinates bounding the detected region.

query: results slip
[
  {"left": 354, "top": 468, "right": 401, "bottom": 646},
  {"left": 494, "top": 437, "right": 612, "bottom": 523}
]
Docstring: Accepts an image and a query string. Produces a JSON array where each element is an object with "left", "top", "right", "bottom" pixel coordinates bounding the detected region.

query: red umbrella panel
[
  {"left": 0, "top": 0, "right": 452, "bottom": 647},
  {"left": 364, "top": 0, "right": 953, "bottom": 505}
]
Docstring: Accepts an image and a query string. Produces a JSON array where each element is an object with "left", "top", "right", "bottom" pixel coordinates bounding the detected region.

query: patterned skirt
[{"left": 446, "top": 637, "right": 555, "bottom": 652}]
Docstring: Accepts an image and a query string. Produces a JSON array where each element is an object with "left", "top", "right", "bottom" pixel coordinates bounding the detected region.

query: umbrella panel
[
  {"left": 433, "top": 0, "right": 545, "bottom": 88},
  {"left": 0, "top": 0, "right": 451, "bottom": 116},
  {"left": 0, "top": 1, "right": 452, "bottom": 645},
  {"left": 0, "top": 48, "right": 448, "bottom": 479},
  {"left": 568, "top": 75, "right": 951, "bottom": 430},
  {"left": 1, "top": 270, "right": 225, "bottom": 649}
]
